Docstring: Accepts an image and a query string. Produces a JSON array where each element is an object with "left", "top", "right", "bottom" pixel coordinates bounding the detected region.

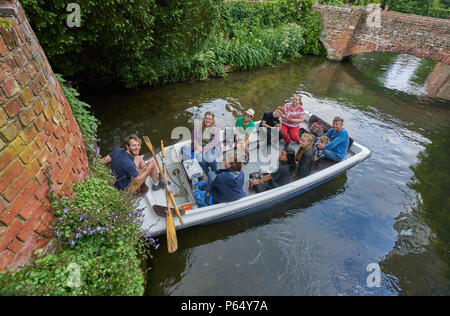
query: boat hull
[{"left": 138, "top": 138, "right": 371, "bottom": 237}]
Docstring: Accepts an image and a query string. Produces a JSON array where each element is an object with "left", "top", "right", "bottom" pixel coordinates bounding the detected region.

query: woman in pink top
[{"left": 280, "top": 94, "right": 305, "bottom": 145}]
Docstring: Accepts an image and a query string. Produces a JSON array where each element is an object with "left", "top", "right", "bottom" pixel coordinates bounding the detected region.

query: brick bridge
[{"left": 314, "top": 4, "right": 450, "bottom": 65}]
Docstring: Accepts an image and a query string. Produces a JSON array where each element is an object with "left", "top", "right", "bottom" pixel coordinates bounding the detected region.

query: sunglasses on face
[{"left": 245, "top": 114, "right": 253, "bottom": 118}]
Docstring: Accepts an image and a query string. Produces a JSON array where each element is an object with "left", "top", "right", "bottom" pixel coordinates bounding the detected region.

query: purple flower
[
  {"left": 69, "top": 240, "right": 75, "bottom": 246},
  {"left": 145, "top": 231, "right": 152, "bottom": 238},
  {"left": 155, "top": 244, "right": 160, "bottom": 250},
  {"left": 56, "top": 230, "right": 60, "bottom": 237},
  {"left": 63, "top": 208, "right": 68, "bottom": 214},
  {"left": 96, "top": 146, "right": 100, "bottom": 156},
  {"left": 75, "top": 233, "right": 82, "bottom": 239}
]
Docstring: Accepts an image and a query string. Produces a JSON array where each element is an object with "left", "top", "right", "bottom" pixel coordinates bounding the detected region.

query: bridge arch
[{"left": 314, "top": 4, "right": 450, "bottom": 65}]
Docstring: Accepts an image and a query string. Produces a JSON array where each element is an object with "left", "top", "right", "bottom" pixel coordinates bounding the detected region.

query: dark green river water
[{"left": 84, "top": 53, "right": 449, "bottom": 296}]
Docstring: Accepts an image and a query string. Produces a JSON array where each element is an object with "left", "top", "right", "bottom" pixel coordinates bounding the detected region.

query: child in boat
[
  {"left": 249, "top": 148, "right": 296, "bottom": 191},
  {"left": 314, "top": 135, "right": 330, "bottom": 162}
]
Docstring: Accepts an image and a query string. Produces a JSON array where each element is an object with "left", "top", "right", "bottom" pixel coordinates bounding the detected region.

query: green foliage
[
  {"left": 210, "top": 23, "right": 305, "bottom": 71},
  {"left": 221, "top": 0, "right": 293, "bottom": 32},
  {"left": 114, "top": 0, "right": 322, "bottom": 85},
  {"left": 205, "top": 0, "right": 321, "bottom": 73},
  {"left": 155, "top": 50, "right": 226, "bottom": 84},
  {"left": 0, "top": 235, "right": 146, "bottom": 296},
  {"left": 152, "top": 0, "right": 222, "bottom": 57},
  {"left": 56, "top": 74, "right": 98, "bottom": 142},
  {"left": 21, "top": 0, "right": 222, "bottom": 88},
  {"left": 0, "top": 155, "right": 156, "bottom": 296},
  {"left": 298, "top": 10, "right": 324, "bottom": 56},
  {"left": 381, "top": 0, "right": 449, "bottom": 18},
  {"left": 22, "top": 0, "right": 325, "bottom": 87}
]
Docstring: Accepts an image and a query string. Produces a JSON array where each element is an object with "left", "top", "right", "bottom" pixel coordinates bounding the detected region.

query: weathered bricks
[
  {"left": 314, "top": 4, "right": 450, "bottom": 65},
  {"left": 0, "top": 0, "right": 89, "bottom": 271}
]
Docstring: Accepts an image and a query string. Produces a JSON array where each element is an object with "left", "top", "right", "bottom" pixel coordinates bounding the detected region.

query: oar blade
[{"left": 166, "top": 191, "right": 178, "bottom": 253}]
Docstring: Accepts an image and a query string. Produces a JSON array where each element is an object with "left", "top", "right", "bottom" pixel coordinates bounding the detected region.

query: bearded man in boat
[{"left": 101, "top": 134, "right": 164, "bottom": 193}]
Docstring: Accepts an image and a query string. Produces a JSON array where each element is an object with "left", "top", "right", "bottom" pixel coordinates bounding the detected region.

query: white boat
[{"left": 138, "top": 112, "right": 372, "bottom": 236}]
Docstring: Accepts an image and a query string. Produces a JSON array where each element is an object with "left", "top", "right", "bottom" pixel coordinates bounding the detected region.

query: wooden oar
[
  {"left": 143, "top": 136, "right": 184, "bottom": 225},
  {"left": 161, "top": 141, "right": 177, "bottom": 253}
]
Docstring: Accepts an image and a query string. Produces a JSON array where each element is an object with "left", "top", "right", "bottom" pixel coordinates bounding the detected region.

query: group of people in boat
[{"left": 101, "top": 94, "right": 350, "bottom": 207}]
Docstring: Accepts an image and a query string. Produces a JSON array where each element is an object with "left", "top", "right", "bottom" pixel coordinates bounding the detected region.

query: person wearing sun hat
[{"left": 235, "top": 108, "right": 255, "bottom": 164}]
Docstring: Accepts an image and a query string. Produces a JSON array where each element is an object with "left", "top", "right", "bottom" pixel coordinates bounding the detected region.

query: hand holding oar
[
  {"left": 143, "top": 136, "right": 184, "bottom": 225},
  {"left": 161, "top": 141, "right": 178, "bottom": 253}
]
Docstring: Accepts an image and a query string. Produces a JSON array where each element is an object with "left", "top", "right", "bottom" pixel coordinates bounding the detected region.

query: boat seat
[{"left": 311, "top": 158, "right": 338, "bottom": 173}]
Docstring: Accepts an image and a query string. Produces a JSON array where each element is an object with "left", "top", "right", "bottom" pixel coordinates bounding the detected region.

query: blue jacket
[
  {"left": 323, "top": 128, "right": 349, "bottom": 160},
  {"left": 211, "top": 168, "right": 245, "bottom": 204}
]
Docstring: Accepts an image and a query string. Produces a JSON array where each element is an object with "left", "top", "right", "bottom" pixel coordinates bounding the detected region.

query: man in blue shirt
[
  {"left": 322, "top": 116, "right": 349, "bottom": 162},
  {"left": 101, "top": 134, "right": 163, "bottom": 192}
]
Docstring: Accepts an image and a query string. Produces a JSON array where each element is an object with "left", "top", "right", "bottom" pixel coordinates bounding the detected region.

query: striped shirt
[{"left": 282, "top": 103, "right": 305, "bottom": 128}]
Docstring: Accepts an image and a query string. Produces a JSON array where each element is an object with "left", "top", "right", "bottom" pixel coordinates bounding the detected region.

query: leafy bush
[
  {"left": 298, "top": 10, "right": 324, "bottom": 56},
  {"left": 21, "top": 0, "right": 222, "bottom": 88},
  {"left": 381, "top": 0, "right": 449, "bottom": 18},
  {"left": 155, "top": 50, "right": 226, "bottom": 84},
  {"left": 55, "top": 74, "right": 98, "bottom": 143},
  {"left": 21, "top": 0, "right": 324, "bottom": 87},
  {"left": 221, "top": 0, "right": 294, "bottom": 32}
]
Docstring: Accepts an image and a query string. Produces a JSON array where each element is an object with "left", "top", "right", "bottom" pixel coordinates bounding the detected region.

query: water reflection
[
  {"left": 378, "top": 128, "right": 450, "bottom": 295},
  {"left": 382, "top": 54, "right": 424, "bottom": 95},
  {"left": 145, "top": 174, "right": 348, "bottom": 296}
]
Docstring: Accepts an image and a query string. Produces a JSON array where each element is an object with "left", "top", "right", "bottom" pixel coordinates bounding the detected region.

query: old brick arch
[{"left": 314, "top": 4, "right": 450, "bottom": 65}]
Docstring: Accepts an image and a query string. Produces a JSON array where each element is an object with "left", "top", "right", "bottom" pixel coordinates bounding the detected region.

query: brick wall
[
  {"left": 314, "top": 4, "right": 450, "bottom": 65},
  {"left": 0, "top": 0, "right": 89, "bottom": 271}
]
